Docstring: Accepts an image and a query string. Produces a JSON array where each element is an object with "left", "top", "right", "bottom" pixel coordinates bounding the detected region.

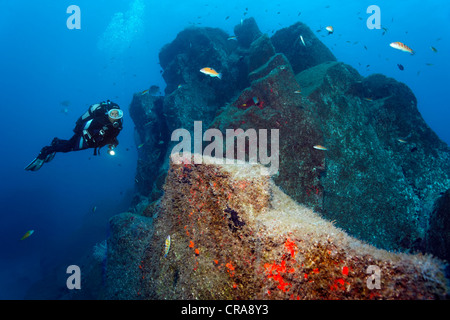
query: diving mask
[{"left": 107, "top": 109, "right": 123, "bottom": 120}]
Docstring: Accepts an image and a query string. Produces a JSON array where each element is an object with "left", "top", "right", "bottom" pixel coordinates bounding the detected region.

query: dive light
[{"left": 108, "top": 145, "right": 116, "bottom": 156}]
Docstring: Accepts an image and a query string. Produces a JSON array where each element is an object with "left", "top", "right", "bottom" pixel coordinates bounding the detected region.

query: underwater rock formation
[
  {"left": 105, "top": 155, "right": 447, "bottom": 299},
  {"left": 271, "top": 21, "right": 337, "bottom": 74},
  {"left": 130, "top": 17, "right": 450, "bottom": 263},
  {"left": 129, "top": 94, "right": 168, "bottom": 202},
  {"left": 294, "top": 62, "right": 450, "bottom": 251},
  {"left": 426, "top": 189, "right": 450, "bottom": 263}
]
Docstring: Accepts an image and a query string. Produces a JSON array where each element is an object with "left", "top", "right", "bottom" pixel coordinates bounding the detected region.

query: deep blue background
[{"left": 0, "top": 0, "right": 448, "bottom": 299}]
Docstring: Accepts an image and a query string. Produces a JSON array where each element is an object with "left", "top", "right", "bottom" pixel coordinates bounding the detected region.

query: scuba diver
[{"left": 25, "top": 100, "right": 123, "bottom": 171}]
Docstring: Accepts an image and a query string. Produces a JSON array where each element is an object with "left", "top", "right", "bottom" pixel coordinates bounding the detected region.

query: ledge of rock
[{"left": 102, "top": 154, "right": 448, "bottom": 300}]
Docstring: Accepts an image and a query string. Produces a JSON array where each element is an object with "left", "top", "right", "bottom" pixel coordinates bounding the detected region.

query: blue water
[{"left": 0, "top": 0, "right": 449, "bottom": 299}]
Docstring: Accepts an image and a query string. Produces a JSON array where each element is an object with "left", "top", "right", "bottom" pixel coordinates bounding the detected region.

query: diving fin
[
  {"left": 44, "top": 152, "right": 56, "bottom": 163},
  {"left": 24, "top": 157, "right": 45, "bottom": 171}
]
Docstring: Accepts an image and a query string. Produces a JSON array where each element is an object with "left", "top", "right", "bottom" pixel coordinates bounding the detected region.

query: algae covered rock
[
  {"left": 130, "top": 17, "right": 450, "bottom": 265},
  {"left": 233, "top": 17, "right": 262, "bottom": 48},
  {"left": 271, "top": 21, "right": 337, "bottom": 74},
  {"left": 158, "top": 26, "right": 245, "bottom": 104},
  {"left": 104, "top": 212, "right": 153, "bottom": 299},
  {"left": 426, "top": 189, "right": 450, "bottom": 263},
  {"left": 116, "top": 155, "right": 447, "bottom": 300},
  {"left": 296, "top": 61, "right": 450, "bottom": 251},
  {"left": 129, "top": 94, "right": 169, "bottom": 201}
]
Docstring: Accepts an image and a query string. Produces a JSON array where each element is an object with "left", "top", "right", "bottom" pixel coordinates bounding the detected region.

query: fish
[
  {"left": 300, "top": 35, "right": 306, "bottom": 46},
  {"left": 164, "top": 235, "right": 171, "bottom": 257},
  {"left": 326, "top": 26, "right": 334, "bottom": 34},
  {"left": 20, "top": 230, "right": 34, "bottom": 240},
  {"left": 397, "top": 64, "right": 404, "bottom": 70},
  {"left": 177, "top": 84, "right": 184, "bottom": 89},
  {"left": 431, "top": 46, "right": 438, "bottom": 52},
  {"left": 425, "top": 63, "right": 434, "bottom": 66},
  {"left": 141, "top": 89, "right": 149, "bottom": 95},
  {"left": 137, "top": 143, "right": 145, "bottom": 149},
  {"left": 313, "top": 145, "right": 328, "bottom": 151},
  {"left": 397, "top": 139, "right": 407, "bottom": 143},
  {"left": 200, "top": 67, "right": 222, "bottom": 79},
  {"left": 227, "top": 36, "right": 237, "bottom": 40},
  {"left": 238, "top": 96, "right": 263, "bottom": 109},
  {"left": 390, "top": 42, "right": 414, "bottom": 54},
  {"left": 92, "top": 206, "right": 97, "bottom": 213},
  {"left": 294, "top": 90, "right": 301, "bottom": 94}
]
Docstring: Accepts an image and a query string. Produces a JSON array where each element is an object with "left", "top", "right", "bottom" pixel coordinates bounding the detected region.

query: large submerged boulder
[
  {"left": 103, "top": 155, "right": 447, "bottom": 299},
  {"left": 295, "top": 62, "right": 450, "bottom": 251},
  {"left": 129, "top": 94, "right": 169, "bottom": 202},
  {"left": 129, "top": 17, "right": 450, "bottom": 264},
  {"left": 271, "top": 21, "right": 337, "bottom": 74},
  {"left": 426, "top": 189, "right": 450, "bottom": 263}
]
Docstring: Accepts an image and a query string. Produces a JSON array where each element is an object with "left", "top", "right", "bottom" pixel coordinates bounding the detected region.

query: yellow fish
[
  {"left": 200, "top": 67, "right": 222, "bottom": 79},
  {"left": 390, "top": 42, "right": 414, "bottom": 54},
  {"left": 313, "top": 145, "right": 328, "bottom": 151},
  {"left": 21, "top": 230, "right": 34, "bottom": 240},
  {"left": 164, "top": 235, "right": 171, "bottom": 257}
]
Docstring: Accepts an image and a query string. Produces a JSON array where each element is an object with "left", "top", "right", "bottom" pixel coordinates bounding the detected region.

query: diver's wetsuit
[
  {"left": 25, "top": 101, "right": 122, "bottom": 171},
  {"left": 38, "top": 118, "right": 121, "bottom": 160}
]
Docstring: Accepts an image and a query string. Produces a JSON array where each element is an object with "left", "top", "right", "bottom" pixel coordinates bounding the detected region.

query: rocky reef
[
  {"left": 130, "top": 18, "right": 450, "bottom": 254},
  {"left": 103, "top": 155, "right": 447, "bottom": 299},
  {"left": 98, "top": 18, "right": 450, "bottom": 299}
]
